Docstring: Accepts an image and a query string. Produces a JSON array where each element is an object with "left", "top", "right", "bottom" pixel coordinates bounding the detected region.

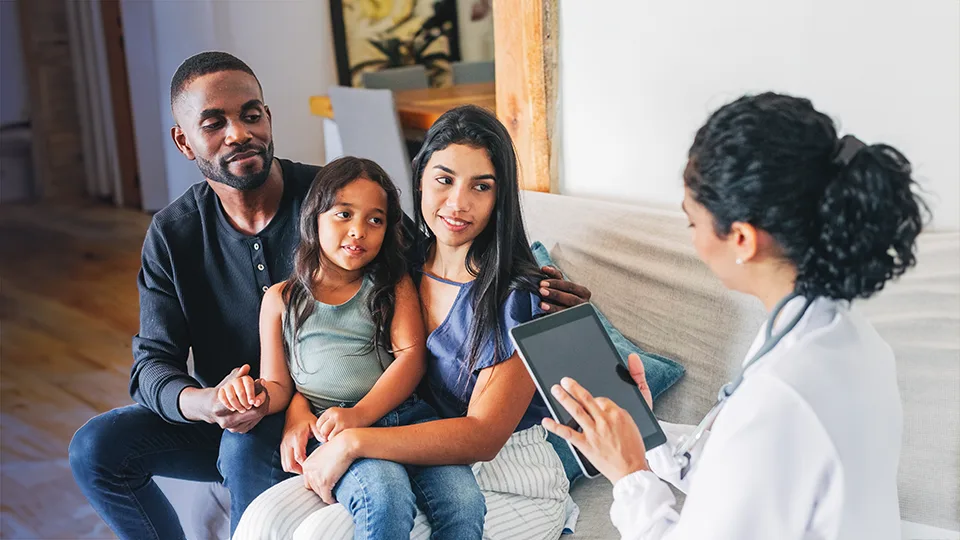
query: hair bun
[{"left": 798, "top": 144, "right": 926, "bottom": 301}]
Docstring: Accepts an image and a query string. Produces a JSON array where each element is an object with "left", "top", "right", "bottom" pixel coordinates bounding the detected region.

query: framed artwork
[{"left": 329, "top": 0, "right": 461, "bottom": 88}]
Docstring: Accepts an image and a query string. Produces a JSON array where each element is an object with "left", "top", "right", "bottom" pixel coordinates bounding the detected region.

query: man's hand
[
  {"left": 208, "top": 380, "right": 270, "bottom": 433},
  {"left": 179, "top": 365, "right": 270, "bottom": 433},
  {"left": 218, "top": 372, "right": 263, "bottom": 412},
  {"left": 538, "top": 266, "right": 592, "bottom": 314}
]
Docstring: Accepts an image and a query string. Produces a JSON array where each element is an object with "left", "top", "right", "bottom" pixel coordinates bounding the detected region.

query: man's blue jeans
[
  {"left": 68, "top": 404, "right": 291, "bottom": 540},
  {"left": 310, "top": 398, "right": 486, "bottom": 540}
]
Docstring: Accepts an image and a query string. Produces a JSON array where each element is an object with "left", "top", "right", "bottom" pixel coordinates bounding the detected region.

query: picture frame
[{"left": 329, "top": 0, "right": 462, "bottom": 87}]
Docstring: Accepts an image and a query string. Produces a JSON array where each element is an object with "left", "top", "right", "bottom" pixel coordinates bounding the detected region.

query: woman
[
  {"left": 545, "top": 93, "right": 925, "bottom": 539},
  {"left": 234, "top": 105, "right": 581, "bottom": 540}
]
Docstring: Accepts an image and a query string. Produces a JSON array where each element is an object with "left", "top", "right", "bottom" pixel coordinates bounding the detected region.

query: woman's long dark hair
[
  {"left": 684, "top": 92, "right": 928, "bottom": 301},
  {"left": 282, "top": 156, "right": 406, "bottom": 373},
  {"left": 411, "top": 105, "right": 543, "bottom": 384}
]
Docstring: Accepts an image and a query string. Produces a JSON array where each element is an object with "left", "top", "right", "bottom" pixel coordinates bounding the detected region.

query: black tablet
[{"left": 510, "top": 303, "right": 667, "bottom": 478}]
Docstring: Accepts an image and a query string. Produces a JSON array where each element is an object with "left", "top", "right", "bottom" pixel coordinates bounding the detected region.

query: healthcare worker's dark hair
[{"left": 684, "top": 92, "right": 927, "bottom": 301}]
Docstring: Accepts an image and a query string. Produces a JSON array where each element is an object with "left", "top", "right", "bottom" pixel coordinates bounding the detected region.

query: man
[{"left": 69, "top": 52, "right": 590, "bottom": 540}]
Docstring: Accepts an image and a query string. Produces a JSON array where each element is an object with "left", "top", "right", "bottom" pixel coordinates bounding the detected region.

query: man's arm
[{"left": 128, "top": 221, "right": 201, "bottom": 424}]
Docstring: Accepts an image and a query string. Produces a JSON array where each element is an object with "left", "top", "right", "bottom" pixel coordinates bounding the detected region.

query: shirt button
[
  {"left": 253, "top": 242, "right": 260, "bottom": 250},
  {"left": 262, "top": 285, "right": 269, "bottom": 292},
  {"left": 257, "top": 264, "right": 265, "bottom": 271}
]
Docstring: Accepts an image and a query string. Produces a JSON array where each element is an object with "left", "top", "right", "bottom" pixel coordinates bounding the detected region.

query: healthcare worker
[{"left": 543, "top": 92, "right": 927, "bottom": 539}]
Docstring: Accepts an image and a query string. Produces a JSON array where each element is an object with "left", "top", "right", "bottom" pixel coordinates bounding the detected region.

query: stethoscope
[{"left": 671, "top": 292, "right": 814, "bottom": 479}]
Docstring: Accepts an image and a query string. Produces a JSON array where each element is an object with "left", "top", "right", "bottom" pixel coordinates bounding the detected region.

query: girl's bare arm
[
  {"left": 258, "top": 283, "right": 296, "bottom": 415},
  {"left": 350, "top": 275, "right": 427, "bottom": 425}
]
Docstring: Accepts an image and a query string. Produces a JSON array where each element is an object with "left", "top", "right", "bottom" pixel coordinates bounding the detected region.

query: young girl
[
  {"left": 218, "top": 156, "right": 485, "bottom": 540},
  {"left": 234, "top": 106, "right": 576, "bottom": 540}
]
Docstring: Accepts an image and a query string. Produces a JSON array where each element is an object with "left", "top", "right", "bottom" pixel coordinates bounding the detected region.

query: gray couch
[{"left": 159, "top": 191, "right": 960, "bottom": 539}]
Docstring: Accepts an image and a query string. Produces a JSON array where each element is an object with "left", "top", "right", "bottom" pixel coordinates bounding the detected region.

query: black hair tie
[{"left": 833, "top": 134, "right": 867, "bottom": 167}]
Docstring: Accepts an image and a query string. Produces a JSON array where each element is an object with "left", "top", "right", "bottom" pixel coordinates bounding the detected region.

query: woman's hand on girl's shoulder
[{"left": 537, "top": 266, "right": 592, "bottom": 314}]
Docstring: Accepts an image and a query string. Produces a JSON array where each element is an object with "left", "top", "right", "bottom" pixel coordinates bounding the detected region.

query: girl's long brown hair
[{"left": 281, "top": 157, "right": 406, "bottom": 374}]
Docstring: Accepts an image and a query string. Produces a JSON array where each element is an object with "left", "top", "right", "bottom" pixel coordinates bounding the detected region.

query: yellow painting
[{"left": 332, "top": 0, "right": 460, "bottom": 87}]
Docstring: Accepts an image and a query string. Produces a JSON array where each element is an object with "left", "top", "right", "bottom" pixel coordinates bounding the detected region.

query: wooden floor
[{"left": 1, "top": 201, "right": 150, "bottom": 539}]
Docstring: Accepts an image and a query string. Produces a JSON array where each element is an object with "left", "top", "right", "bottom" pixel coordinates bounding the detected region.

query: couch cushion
[
  {"left": 900, "top": 520, "right": 960, "bottom": 540},
  {"left": 568, "top": 479, "right": 616, "bottom": 539},
  {"left": 530, "top": 241, "right": 685, "bottom": 400},
  {"left": 857, "top": 232, "right": 960, "bottom": 531},
  {"left": 155, "top": 477, "right": 230, "bottom": 540}
]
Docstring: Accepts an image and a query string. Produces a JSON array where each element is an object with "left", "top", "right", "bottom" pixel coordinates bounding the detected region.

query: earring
[{"left": 735, "top": 258, "right": 743, "bottom": 265}]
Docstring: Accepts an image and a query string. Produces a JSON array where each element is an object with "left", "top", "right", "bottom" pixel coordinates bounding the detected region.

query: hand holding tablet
[
  {"left": 509, "top": 303, "right": 666, "bottom": 480},
  {"left": 546, "top": 374, "right": 654, "bottom": 484}
]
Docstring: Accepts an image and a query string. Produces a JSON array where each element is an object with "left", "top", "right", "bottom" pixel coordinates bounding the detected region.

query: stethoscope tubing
[{"left": 672, "top": 292, "right": 815, "bottom": 477}]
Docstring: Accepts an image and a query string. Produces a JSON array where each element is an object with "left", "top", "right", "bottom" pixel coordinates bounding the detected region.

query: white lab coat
[{"left": 610, "top": 297, "right": 903, "bottom": 539}]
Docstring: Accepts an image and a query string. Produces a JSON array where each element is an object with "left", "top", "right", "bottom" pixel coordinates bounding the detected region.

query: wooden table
[{"left": 309, "top": 82, "right": 495, "bottom": 131}]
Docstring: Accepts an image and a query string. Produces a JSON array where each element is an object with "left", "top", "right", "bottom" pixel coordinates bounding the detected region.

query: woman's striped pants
[{"left": 233, "top": 425, "right": 571, "bottom": 540}]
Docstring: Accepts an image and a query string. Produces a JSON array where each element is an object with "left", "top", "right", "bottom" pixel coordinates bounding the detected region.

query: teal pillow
[{"left": 530, "top": 242, "right": 685, "bottom": 401}]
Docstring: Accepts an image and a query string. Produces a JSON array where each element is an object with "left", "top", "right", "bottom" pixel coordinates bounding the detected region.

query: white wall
[
  {"left": 559, "top": 0, "right": 960, "bottom": 231},
  {"left": 214, "top": 1, "right": 337, "bottom": 173},
  {"left": 122, "top": 0, "right": 338, "bottom": 210},
  {"left": 120, "top": 0, "right": 174, "bottom": 211},
  {"left": 1, "top": 0, "right": 29, "bottom": 125}
]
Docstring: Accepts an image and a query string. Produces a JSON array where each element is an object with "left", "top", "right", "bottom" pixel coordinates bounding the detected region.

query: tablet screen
[{"left": 512, "top": 305, "right": 665, "bottom": 450}]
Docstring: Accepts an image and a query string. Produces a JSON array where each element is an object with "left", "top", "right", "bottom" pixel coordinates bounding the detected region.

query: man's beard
[{"left": 197, "top": 140, "right": 275, "bottom": 191}]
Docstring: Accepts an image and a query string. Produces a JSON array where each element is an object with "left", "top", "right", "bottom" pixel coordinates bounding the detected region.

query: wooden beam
[
  {"left": 493, "top": 0, "right": 556, "bottom": 193},
  {"left": 100, "top": 0, "right": 142, "bottom": 209},
  {"left": 17, "top": 0, "right": 87, "bottom": 200}
]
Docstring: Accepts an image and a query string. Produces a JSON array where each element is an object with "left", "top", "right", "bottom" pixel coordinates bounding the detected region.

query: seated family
[
  {"left": 68, "top": 51, "right": 588, "bottom": 540},
  {"left": 70, "top": 51, "right": 926, "bottom": 540},
  {"left": 234, "top": 113, "right": 580, "bottom": 539}
]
